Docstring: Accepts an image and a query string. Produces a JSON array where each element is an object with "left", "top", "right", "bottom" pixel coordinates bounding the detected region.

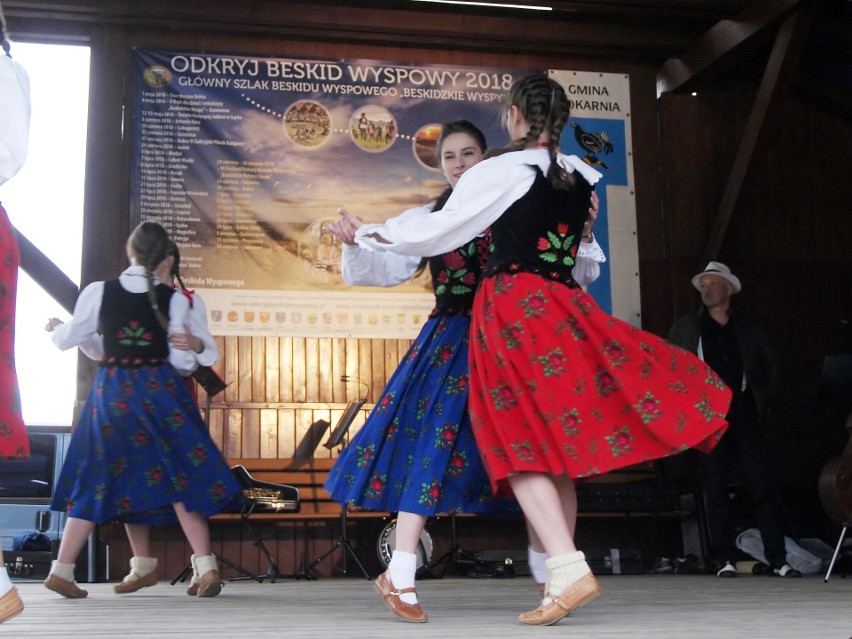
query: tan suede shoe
[
  {"left": 518, "top": 572, "right": 600, "bottom": 626},
  {"left": 186, "top": 581, "right": 199, "bottom": 596},
  {"left": 44, "top": 574, "right": 89, "bottom": 598},
  {"left": 114, "top": 570, "right": 158, "bottom": 594},
  {"left": 196, "top": 570, "right": 223, "bottom": 597},
  {"left": 374, "top": 571, "right": 428, "bottom": 623},
  {"left": 0, "top": 587, "right": 24, "bottom": 624}
]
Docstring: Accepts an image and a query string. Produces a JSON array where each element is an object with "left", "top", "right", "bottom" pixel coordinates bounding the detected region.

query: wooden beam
[
  {"left": 700, "top": 3, "right": 815, "bottom": 265},
  {"left": 14, "top": 227, "right": 78, "bottom": 313},
  {"left": 656, "top": 0, "right": 801, "bottom": 96}
]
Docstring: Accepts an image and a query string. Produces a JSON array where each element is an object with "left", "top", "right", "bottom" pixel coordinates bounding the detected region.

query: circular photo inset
[
  {"left": 412, "top": 123, "right": 443, "bottom": 170},
  {"left": 349, "top": 105, "right": 397, "bottom": 153},
  {"left": 143, "top": 65, "right": 172, "bottom": 88},
  {"left": 283, "top": 100, "right": 332, "bottom": 148}
]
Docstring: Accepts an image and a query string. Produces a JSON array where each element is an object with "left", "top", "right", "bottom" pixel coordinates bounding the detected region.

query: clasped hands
[{"left": 324, "top": 208, "right": 390, "bottom": 245}]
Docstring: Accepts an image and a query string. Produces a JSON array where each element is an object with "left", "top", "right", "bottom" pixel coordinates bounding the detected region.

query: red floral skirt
[
  {"left": 468, "top": 272, "right": 730, "bottom": 492},
  {"left": 0, "top": 203, "right": 29, "bottom": 459}
]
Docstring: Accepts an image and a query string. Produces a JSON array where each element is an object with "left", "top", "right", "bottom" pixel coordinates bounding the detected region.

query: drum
[{"left": 377, "top": 519, "right": 433, "bottom": 569}]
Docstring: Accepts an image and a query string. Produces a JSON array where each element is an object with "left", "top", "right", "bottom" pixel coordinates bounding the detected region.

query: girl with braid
[
  {"left": 352, "top": 74, "right": 732, "bottom": 626},
  {"left": 43, "top": 221, "right": 240, "bottom": 599},
  {"left": 117, "top": 239, "right": 223, "bottom": 596},
  {"left": 328, "top": 119, "right": 605, "bottom": 623}
]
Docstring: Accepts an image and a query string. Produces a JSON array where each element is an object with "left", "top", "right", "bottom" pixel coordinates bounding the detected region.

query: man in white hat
[{"left": 669, "top": 262, "right": 799, "bottom": 578}]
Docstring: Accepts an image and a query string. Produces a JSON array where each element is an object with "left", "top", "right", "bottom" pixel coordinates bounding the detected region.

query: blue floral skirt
[
  {"left": 52, "top": 363, "right": 241, "bottom": 525},
  {"left": 325, "top": 314, "right": 515, "bottom": 515}
]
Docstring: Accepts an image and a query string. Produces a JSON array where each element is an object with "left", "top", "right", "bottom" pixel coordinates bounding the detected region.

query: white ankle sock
[
  {"left": 189, "top": 554, "right": 199, "bottom": 585},
  {"left": 527, "top": 547, "right": 548, "bottom": 584},
  {"left": 195, "top": 554, "right": 219, "bottom": 577},
  {"left": 545, "top": 551, "right": 591, "bottom": 598},
  {"left": 122, "top": 556, "right": 157, "bottom": 582},
  {"left": 49, "top": 560, "right": 77, "bottom": 582},
  {"left": 0, "top": 566, "right": 12, "bottom": 596},
  {"left": 388, "top": 550, "right": 418, "bottom": 605}
]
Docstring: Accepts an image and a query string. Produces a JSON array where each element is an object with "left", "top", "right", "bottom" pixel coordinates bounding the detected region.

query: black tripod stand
[
  {"left": 296, "top": 393, "right": 371, "bottom": 580},
  {"left": 296, "top": 500, "right": 371, "bottom": 580},
  {"left": 427, "top": 512, "right": 488, "bottom": 577}
]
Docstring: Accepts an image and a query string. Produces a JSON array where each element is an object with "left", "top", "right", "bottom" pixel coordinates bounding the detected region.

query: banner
[{"left": 130, "top": 49, "right": 637, "bottom": 337}]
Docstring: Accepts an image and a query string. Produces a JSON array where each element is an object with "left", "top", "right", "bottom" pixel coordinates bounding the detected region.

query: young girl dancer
[
  {"left": 325, "top": 120, "right": 605, "bottom": 623},
  {"left": 352, "top": 75, "right": 731, "bottom": 626},
  {"left": 44, "top": 221, "right": 240, "bottom": 599},
  {"left": 117, "top": 239, "right": 224, "bottom": 596}
]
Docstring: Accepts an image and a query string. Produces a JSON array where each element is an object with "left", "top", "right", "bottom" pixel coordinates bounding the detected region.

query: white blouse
[
  {"left": 342, "top": 224, "right": 606, "bottom": 288},
  {"left": 0, "top": 55, "right": 31, "bottom": 186},
  {"left": 51, "top": 265, "right": 198, "bottom": 375},
  {"left": 354, "top": 149, "right": 603, "bottom": 257}
]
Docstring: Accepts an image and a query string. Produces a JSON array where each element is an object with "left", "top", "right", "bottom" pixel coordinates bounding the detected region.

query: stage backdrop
[{"left": 130, "top": 49, "right": 637, "bottom": 338}]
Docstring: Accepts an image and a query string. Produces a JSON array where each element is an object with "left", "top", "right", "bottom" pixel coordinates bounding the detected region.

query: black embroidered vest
[
  {"left": 428, "top": 236, "right": 490, "bottom": 317},
  {"left": 99, "top": 279, "right": 173, "bottom": 367},
  {"left": 427, "top": 188, "right": 490, "bottom": 317},
  {"left": 484, "top": 167, "right": 593, "bottom": 286}
]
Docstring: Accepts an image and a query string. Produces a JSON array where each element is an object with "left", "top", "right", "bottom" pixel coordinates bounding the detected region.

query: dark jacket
[{"left": 668, "top": 307, "right": 783, "bottom": 416}]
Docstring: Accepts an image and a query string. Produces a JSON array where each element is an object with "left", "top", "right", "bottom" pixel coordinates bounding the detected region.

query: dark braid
[
  {"left": 168, "top": 240, "right": 193, "bottom": 308},
  {"left": 127, "top": 221, "right": 171, "bottom": 331},
  {"left": 503, "top": 75, "right": 576, "bottom": 190}
]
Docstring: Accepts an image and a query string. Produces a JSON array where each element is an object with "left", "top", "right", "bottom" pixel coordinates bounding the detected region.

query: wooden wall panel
[{"left": 278, "top": 338, "right": 294, "bottom": 402}]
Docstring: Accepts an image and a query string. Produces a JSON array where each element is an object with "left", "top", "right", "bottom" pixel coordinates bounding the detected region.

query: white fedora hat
[{"left": 691, "top": 261, "right": 741, "bottom": 293}]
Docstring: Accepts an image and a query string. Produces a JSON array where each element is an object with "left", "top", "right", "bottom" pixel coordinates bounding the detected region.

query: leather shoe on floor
[
  {"left": 44, "top": 574, "right": 88, "bottom": 598},
  {"left": 196, "top": 570, "right": 223, "bottom": 597},
  {"left": 519, "top": 572, "right": 600, "bottom": 626},
  {"left": 0, "top": 587, "right": 24, "bottom": 624},
  {"left": 186, "top": 581, "right": 199, "bottom": 596},
  {"left": 374, "top": 571, "right": 428, "bottom": 623},
  {"left": 114, "top": 570, "right": 158, "bottom": 593}
]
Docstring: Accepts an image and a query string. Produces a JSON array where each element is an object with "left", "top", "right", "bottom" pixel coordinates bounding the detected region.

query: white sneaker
[
  {"left": 716, "top": 561, "right": 737, "bottom": 578},
  {"left": 773, "top": 564, "right": 802, "bottom": 578}
]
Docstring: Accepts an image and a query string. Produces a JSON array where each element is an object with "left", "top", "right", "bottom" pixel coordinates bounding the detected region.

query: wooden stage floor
[{"left": 7, "top": 573, "right": 852, "bottom": 638}]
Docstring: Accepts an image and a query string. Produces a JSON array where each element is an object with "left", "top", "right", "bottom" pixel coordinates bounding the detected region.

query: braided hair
[
  {"left": 503, "top": 74, "right": 575, "bottom": 190},
  {"left": 126, "top": 221, "right": 171, "bottom": 331},
  {"left": 168, "top": 240, "right": 193, "bottom": 309}
]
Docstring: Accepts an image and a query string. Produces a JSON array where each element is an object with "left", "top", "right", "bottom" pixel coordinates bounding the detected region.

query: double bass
[{"left": 818, "top": 410, "right": 852, "bottom": 524}]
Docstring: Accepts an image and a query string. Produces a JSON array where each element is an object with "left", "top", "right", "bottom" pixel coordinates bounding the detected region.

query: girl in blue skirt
[
  {"left": 324, "top": 120, "right": 604, "bottom": 622},
  {"left": 43, "top": 221, "right": 240, "bottom": 599}
]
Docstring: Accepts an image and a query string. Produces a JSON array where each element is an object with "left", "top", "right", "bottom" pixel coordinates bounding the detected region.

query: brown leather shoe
[
  {"left": 374, "top": 571, "right": 428, "bottom": 623},
  {"left": 186, "top": 581, "right": 199, "bottom": 596},
  {"left": 519, "top": 572, "right": 600, "bottom": 626},
  {"left": 196, "top": 570, "right": 223, "bottom": 597},
  {"left": 0, "top": 587, "right": 24, "bottom": 624},
  {"left": 114, "top": 570, "right": 158, "bottom": 594},
  {"left": 44, "top": 574, "right": 89, "bottom": 599}
]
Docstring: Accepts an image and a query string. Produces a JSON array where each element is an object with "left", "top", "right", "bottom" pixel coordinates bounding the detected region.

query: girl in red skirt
[
  {"left": 355, "top": 74, "right": 731, "bottom": 626},
  {"left": 0, "top": 45, "right": 31, "bottom": 625}
]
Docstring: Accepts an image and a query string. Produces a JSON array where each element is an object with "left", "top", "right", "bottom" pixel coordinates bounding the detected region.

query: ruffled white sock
[
  {"left": 121, "top": 556, "right": 157, "bottom": 583},
  {"left": 545, "top": 551, "right": 591, "bottom": 598},
  {"left": 49, "top": 560, "right": 77, "bottom": 582},
  {"left": 388, "top": 550, "right": 418, "bottom": 605},
  {"left": 189, "top": 554, "right": 200, "bottom": 586}
]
